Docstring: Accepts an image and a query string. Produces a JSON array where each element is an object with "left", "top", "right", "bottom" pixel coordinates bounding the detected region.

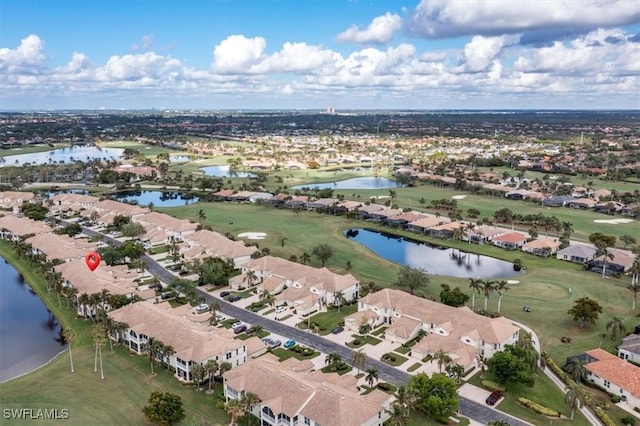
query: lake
[
  {"left": 344, "top": 228, "right": 523, "bottom": 279},
  {"left": 200, "top": 165, "right": 257, "bottom": 178},
  {"left": 0, "top": 145, "right": 124, "bottom": 167},
  {"left": 0, "top": 256, "right": 67, "bottom": 382},
  {"left": 291, "top": 177, "right": 402, "bottom": 190},
  {"left": 110, "top": 190, "right": 200, "bottom": 207}
]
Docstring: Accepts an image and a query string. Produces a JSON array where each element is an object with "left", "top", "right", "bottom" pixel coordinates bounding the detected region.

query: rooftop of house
[
  {"left": 0, "top": 214, "right": 53, "bottom": 236},
  {"left": 584, "top": 348, "right": 640, "bottom": 399}
]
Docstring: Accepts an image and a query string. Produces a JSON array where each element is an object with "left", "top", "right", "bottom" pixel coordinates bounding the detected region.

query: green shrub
[
  {"left": 482, "top": 380, "right": 506, "bottom": 392},
  {"left": 595, "top": 408, "right": 616, "bottom": 426},
  {"left": 435, "top": 416, "right": 450, "bottom": 424},
  {"left": 610, "top": 395, "right": 621, "bottom": 403},
  {"left": 622, "top": 416, "right": 636, "bottom": 426},
  {"left": 216, "top": 401, "right": 225, "bottom": 410},
  {"left": 516, "top": 397, "right": 560, "bottom": 417},
  {"left": 377, "top": 382, "right": 392, "bottom": 391}
]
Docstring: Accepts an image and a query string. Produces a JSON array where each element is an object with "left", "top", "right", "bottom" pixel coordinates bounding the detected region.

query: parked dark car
[
  {"left": 227, "top": 295, "right": 242, "bottom": 302},
  {"left": 220, "top": 291, "right": 230, "bottom": 298},
  {"left": 331, "top": 326, "right": 344, "bottom": 334},
  {"left": 486, "top": 391, "right": 502, "bottom": 406},
  {"left": 233, "top": 325, "right": 247, "bottom": 334}
]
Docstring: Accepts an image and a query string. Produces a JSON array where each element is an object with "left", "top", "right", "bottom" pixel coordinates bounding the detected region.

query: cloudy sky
[{"left": 1, "top": 0, "right": 640, "bottom": 110}]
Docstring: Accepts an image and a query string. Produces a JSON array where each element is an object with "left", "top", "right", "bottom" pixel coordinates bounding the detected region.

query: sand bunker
[
  {"left": 237, "top": 232, "right": 267, "bottom": 240},
  {"left": 593, "top": 218, "right": 634, "bottom": 225},
  {"left": 452, "top": 195, "right": 467, "bottom": 199},
  {"left": 507, "top": 280, "right": 520, "bottom": 284}
]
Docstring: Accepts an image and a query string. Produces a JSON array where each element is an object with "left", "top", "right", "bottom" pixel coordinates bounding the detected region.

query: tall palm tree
[
  {"left": 218, "top": 361, "right": 232, "bottom": 378},
  {"left": 190, "top": 364, "right": 205, "bottom": 391},
  {"left": 333, "top": 290, "right": 347, "bottom": 312},
  {"left": 365, "top": 368, "right": 379, "bottom": 388},
  {"left": 385, "top": 403, "right": 410, "bottom": 426},
  {"left": 325, "top": 353, "right": 342, "bottom": 371},
  {"left": 242, "top": 392, "right": 260, "bottom": 425},
  {"left": 565, "top": 383, "right": 589, "bottom": 420},
  {"left": 433, "top": 349, "right": 452, "bottom": 373},
  {"left": 207, "top": 301, "right": 221, "bottom": 326},
  {"left": 351, "top": 349, "right": 367, "bottom": 374},
  {"left": 92, "top": 323, "right": 107, "bottom": 380},
  {"left": 594, "top": 241, "right": 614, "bottom": 278},
  {"left": 481, "top": 280, "right": 495, "bottom": 311},
  {"left": 226, "top": 398, "right": 245, "bottom": 426},
  {"left": 495, "top": 280, "right": 509, "bottom": 313},
  {"left": 300, "top": 252, "right": 311, "bottom": 264},
  {"left": 78, "top": 293, "right": 91, "bottom": 319},
  {"left": 161, "top": 345, "right": 175, "bottom": 370},
  {"left": 141, "top": 337, "right": 161, "bottom": 375},
  {"left": 628, "top": 260, "right": 640, "bottom": 310},
  {"left": 204, "top": 359, "right": 218, "bottom": 393},
  {"left": 605, "top": 316, "right": 626, "bottom": 341},
  {"left": 196, "top": 209, "right": 206, "bottom": 224},
  {"left": 465, "top": 222, "right": 476, "bottom": 244},
  {"left": 393, "top": 385, "right": 416, "bottom": 416},
  {"left": 563, "top": 358, "right": 588, "bottom": 384},
  {"left": 244, "top": 270, "right": 258, "bottom": 288},
  {"left": 468, "top": 278, "right": 482, "bottom": 311},
  {"left": 63, "top": 328, "right": 76, "bottom": 373},
  {"left": 259, "top": 290, "right": 275, "bottom": 307}
]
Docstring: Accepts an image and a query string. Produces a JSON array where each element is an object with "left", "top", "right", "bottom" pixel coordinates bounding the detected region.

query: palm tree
[
  {"left": 605, "top": 316, "right": 626, "bottom": 341},
  {"left": 78, "top": 293, "right": 91, "bottom": 318},
  {"left": 628, "top": 260, "right": 640, "bottom": 310},
  {"left": 244, "top": 270, "right": 258, "bottom": 288},
  {"left": 161, "top": 345, "right": 175, "bottom": 370},
  {"left": 207, "top": 301, "right": 221, "bottom": 326},
  {"left": 351, "top": 349, "right": 367, "bottom": 374},
  {"left": 196, "top": 209, "right": 206, "bottom": 224},
  {"left": 386, "top": 403, "right": 410, "bottom": 426},
  {"left": 495, "top": 280, "right": 509, "bottom": 313},
  {"left": 226, "top": 398, "right": 245, "bottom": 426},
  {"left": 204, "top": 359, "right": 218, "bottom": 393},
  {"left": 259, "top": 290, "right": 275, "bottom": 308},
  {"left": 300, "top": 252, "right": 311, "bottom": 264},
  {"left": 333, "top": 290, "right": 347, "bottom": 312},
  {"left": 594, "top": 240, "right": 614, "bottom": 278},
  {"left": 565, "top": 383, "right": 589, "bottom": 420},
  {"left": 393, "top": 385, "right": 416, "bottom": 416},
  {"left": 63, "top": 328, "right": 76, "bottom": 373},
  {"left": 433, "top": 349, "right": 452, "bottom": 373},
  {"left": 190, "top": 364, "right": 205, "bottom": 391},
  {"left": 481, "top": 280, "right": 495, "bottom": 311},
  {"left": 563, "top": 358, "right": 588, "bottom": 384},
  {"left": 141, "top": 337, "right": 161, "bottom": 375},
  {"left": 325, "top": 353, "right": 342, "bottom": 371},
  {"left": 365, "top": 368, "right": 379, "bottom": 388},
  {"left": 468, "top": 278, "right": 482, "bottom": 311},
  {"left": 218, "top": 361, "right": 232, "bottom": 378},
  {"left": 250, "top": 325, "right": 264, "bottom": 336},
  {"left": 92, "top": 323, "right": 107, "bottom": 380},
  {"left": 242, "top": 392, "right": 260, "bottom": 425}
]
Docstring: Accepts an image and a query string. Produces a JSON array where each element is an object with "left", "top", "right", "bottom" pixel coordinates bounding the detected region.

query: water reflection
[
  {"left": 344, "top": 228, "right": 523, "bottom": 279},
  {"left": 0, "top": 256, "right": 67, "bottom": 382},
  {"left": 200, "top": 165, "right": 256, "bottom": 178},
  {"left": 111, "top": 190, "right": 200, "bottom": 207},
  {"left": 292, "top": 177, "right": 402, "bottom": 190},
  {"left": 0, "top": 145, "right": 124, "bottom": 167}
]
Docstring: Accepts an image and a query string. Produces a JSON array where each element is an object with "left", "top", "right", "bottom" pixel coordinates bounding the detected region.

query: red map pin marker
[{"left": 85, "top": 251, "right": 101, "bottom": 271}]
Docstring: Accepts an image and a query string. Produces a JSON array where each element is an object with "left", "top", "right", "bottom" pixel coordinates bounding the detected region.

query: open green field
[
  {"left": 0, "top": 143, "right": 68, "bottom": 157},
  {"left": 158, "top": 202, "right": 637, "bottom": 364}
]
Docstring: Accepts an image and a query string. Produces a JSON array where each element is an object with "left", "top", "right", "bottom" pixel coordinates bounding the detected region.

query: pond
[
  {"left": 0, "top": 145, "right": 124, "bottom": 167},
  {"left": 0, "top": 256, "right": 67, "bottom": 382},
  {"left": 110, "top": 190, "right": 200, "bottom": 207},
  {"left": 344, "top": 228, "right": 523, "bottom": 279},
  {"left": 170, "top": 155, "right": 190, "bottom": 163},
  {"left": 200, "top": 165, "right": 257, "bottom": 178},
  {"left": 291, "top": 177, "right": 402, "bottom": 190}
]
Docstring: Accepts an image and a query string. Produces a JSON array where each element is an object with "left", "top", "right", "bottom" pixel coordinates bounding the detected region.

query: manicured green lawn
[
  {"left": 270, "top": 347, "right": 320, "bottom": 362},
  {"left": 394, "top": 345, "right": 412, "bottom": 355},
  {"left": 0, "top": 143, "right": 67, "bottom": 157},
  {"left": 407, "top": 362, "right": 422, "bottom": 372},
  {"left": 295, "top": 305, "right": 358, "bottom": 335},
  {"left": 381, "top": 353, "right": 409, "bottom": 367}
]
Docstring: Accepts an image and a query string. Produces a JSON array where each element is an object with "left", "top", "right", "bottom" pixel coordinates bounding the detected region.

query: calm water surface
[
  {"left": 0, "top": 145, "right": 124, "bottom": 167},
  {"left": 111, "top": 190, "right": 200, "bottom": 207},
  {"left": 0, "top": 256, "right": 66, "bottom": 382},
  {"left": 291, "top": 176, "right": 402, "bottom": 190},
  {"left": 344, "top": 228, "right": 523, "bottom": 279},
  {"left": 200, "top": 165, "right": 256, "bottom": 178}
]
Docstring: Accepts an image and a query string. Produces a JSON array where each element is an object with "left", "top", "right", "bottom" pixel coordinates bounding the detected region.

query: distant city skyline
[{"left": 1, "top": 0, "right": 640, "bottom": 110}]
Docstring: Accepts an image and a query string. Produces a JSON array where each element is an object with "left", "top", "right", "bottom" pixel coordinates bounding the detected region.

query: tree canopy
[
  {"left": 407, "top": 373, "right": 458, "bottom": 419},
  {"left": 142, "top": 391, "right": 185, "bottom": 426},
  {"left": 567, "top": 297, "right": 603, "bottom": 327},
  {"left": 485, "top": 346, "right": 535, "bottom": 388},
  {"left": 312, "top": 243, "right": 335, "bottom": 267},
  {"left": 439, "top": 283, "right": 470, "bottom": 307},
  {"left": 395, "top": 265, "right": 430, "bottom": 295}
]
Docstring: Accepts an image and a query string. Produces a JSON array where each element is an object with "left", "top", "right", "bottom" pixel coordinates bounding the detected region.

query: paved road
[{"left": 78, "top": 224, "right": 532, "bottom": 426}]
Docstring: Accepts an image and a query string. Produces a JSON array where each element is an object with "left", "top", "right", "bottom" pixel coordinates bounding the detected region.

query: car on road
[
  {"left": 283, "top": 339, "right": 296, "bottom": 349},
  {"left": 485, "top": 391, "right": 503, "bottom": 406},
  {"left": 227, "top": 295, "right": 242, "bottom": 302},
  {"left": 331, "top": 326, "right": 344, "bottom": 334},
  {"left": 233, "top": 324, "right": 247, "bottom": 334},
  {"left": 220, "top": 291, "right": 230, "bottom": 298}
]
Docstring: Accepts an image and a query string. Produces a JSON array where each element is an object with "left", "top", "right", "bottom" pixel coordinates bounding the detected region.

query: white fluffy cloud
[
  {"left": 212, "top": 35, "right": 266, "bottom": 74},
  {"left": 0, "top": 34, "right": 46, "bottom": 74},
  {"left": 457, "top": 35, "right": 511, "bottom": 72},
  {"left": 336, "top": 12, "right": 403, "bottom": 44},
  {"left": 408, "top": 0, "right": 640, "bottom": 40},
  {"left": 251, "top": 42, "right": 339, "bottom": 74}
]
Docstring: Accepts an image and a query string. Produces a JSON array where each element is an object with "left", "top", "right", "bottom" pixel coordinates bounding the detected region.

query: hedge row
[
  {"left": 543, "top": 353, "right": 576, "bottom": 387},
  {"left": 517, "top": 397, "right": 560, "bottom": 417},
  {"left": 482, "top": 380, "right": 506, "bottom": 392},
  {"left": 595, "top": 407, "right": 616, "bottom": 426}
]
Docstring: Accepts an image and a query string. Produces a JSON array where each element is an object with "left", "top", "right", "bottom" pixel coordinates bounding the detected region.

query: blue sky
[{"left": 1, "top": 0, "right": 640, "bottom": 110}]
